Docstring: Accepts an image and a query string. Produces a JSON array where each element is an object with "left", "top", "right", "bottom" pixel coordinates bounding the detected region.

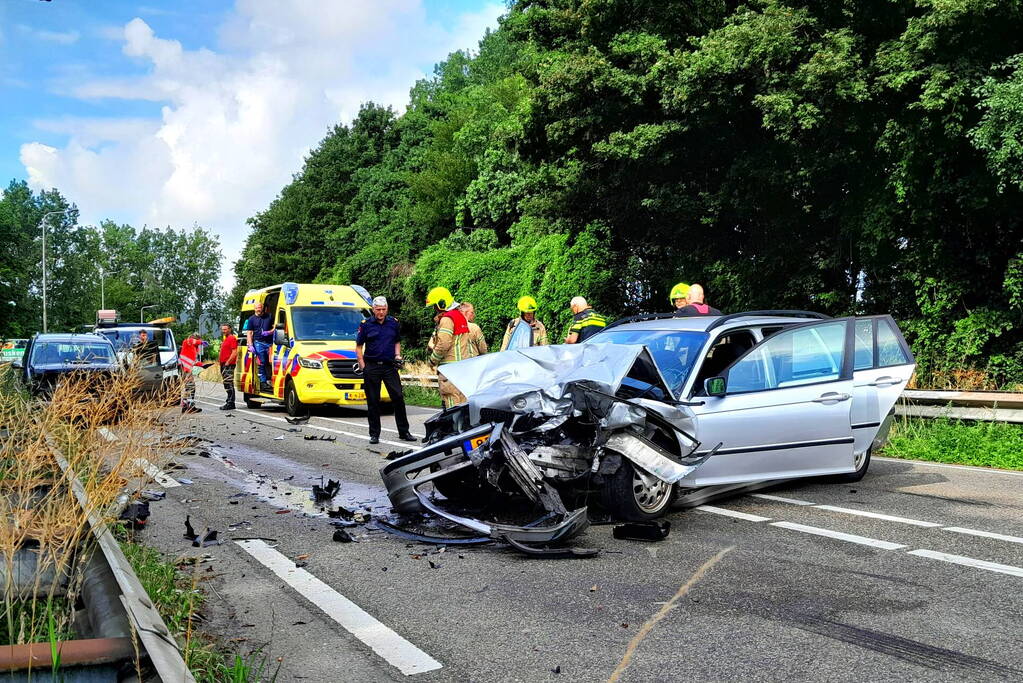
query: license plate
[
  {"left": 462, "top": 433, "right": 491, "bottom": 453},
  {"left": 345, "top": 391, "right": 366, "bottom": 401}
]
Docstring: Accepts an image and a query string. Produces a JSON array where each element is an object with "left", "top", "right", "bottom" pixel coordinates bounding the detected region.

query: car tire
[
  {"left": 834, "top": 448, "right": 871, "bottom": 483},
  {"left": 601, "top": 459, "right": 675, "bottom": 521},
  {"left": 243, "top": 393, "right": 261, "bottom": 409},
  {"left": 284, "top": 379, "right": 309, "bottom": 418}
]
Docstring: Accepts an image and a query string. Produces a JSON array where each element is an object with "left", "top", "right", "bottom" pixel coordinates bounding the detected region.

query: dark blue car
[{"left": 13, "top": 333, "right": 120, "bottom": 397}]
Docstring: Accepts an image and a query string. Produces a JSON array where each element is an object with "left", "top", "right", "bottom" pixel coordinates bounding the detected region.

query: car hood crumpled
[{"left": 438, "top": 343, "right": 649, "bottom": 423}]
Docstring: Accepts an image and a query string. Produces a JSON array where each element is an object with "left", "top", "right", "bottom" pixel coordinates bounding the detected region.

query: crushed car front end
[{"left": 380, "top": 344, "right": 712, "bottom": 547}]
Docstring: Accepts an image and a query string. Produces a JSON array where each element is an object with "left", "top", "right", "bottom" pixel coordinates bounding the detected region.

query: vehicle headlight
[
  {"left": 298, "top": 357, "right": 323, "bottom": 370},
  {"left": 162, "top": 358, "right": 177, "bottom": 370}
]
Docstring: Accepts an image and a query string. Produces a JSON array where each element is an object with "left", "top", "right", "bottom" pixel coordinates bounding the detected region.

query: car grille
[
  {"left": 327, "top": 359, "right": 361, "bottom": 379},
  {"left": 479, "top": 408, "right": 516, "bottom": 425}
]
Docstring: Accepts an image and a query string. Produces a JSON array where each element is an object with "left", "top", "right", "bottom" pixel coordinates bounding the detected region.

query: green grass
[
  {"left": 119, "top": 532, "right": 279, "bottom": 682},
  {"left": 0, "top": 596, "right": 75, "bottom": 645},
  {"left": 402, "top": 384, "right": 442, "bottom": 408},
  {"left": 882, "top": 416, "right": 1023, "bottom": 471}
]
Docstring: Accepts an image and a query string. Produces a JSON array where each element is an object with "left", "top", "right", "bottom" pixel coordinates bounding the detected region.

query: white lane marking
[
  {"left": 98, "top": 427, "right": 119, "bottom": 442},
  {"left": 907, "top": 549, "right": 1023, "bottom": 578},
  {"left": 943, "top": 527, "right": 1023, "bottom": 545},
  {"left": 235, "top": 539, "right": 442, "bottom": 675},
  {"left": 813, "top": 505, "right": 941, "bottom": 528},
  {"left": 875, "top": 456, "right": 1023, "bottom": 478},
  {"left": 749, "top": 493, "right": 814, "bottom": 506},
  {"left": 316, "top": 415, "right": 424, "bottom": 439},
  {"left": 132, "top": 458, "right": 180, "bottom": 488},
  {"left": 695, "top": 505, "right": 771, "bottom": 522},
  {"left": 196, "top": 400, "right": 410, "bottom": 449},
  {"left": 770, "top": 522, "right": 906, "bottom": 550}
]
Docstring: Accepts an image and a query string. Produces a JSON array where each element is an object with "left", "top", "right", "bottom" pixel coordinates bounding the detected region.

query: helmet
[
  {"left": 669, "top": 282, "right": 690, "bottom": 303},
  {"left": 426, "top": 286, "right": 453, "bottom": 309},
  {"left": 517, "top": 296, "right": 538, "bottom": 313}
]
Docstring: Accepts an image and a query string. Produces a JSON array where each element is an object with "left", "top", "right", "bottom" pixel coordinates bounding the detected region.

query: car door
[
  {"left": 684, "top": 319, "right": 857, "bottom": 485},
  {"left": 851, "top": 315, "right": 916, "bottom": 454}
]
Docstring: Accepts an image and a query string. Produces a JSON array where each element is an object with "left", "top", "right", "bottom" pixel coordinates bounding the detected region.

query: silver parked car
[{"left": 381, "top": 311, "right": 915, "bottom": 547}]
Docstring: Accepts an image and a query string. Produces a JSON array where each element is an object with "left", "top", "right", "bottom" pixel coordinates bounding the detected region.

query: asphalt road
[{"left": 120, "top": 381, "right": 1023, "bottom": 682}]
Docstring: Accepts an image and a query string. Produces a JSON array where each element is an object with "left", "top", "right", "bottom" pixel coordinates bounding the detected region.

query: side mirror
[
  {"left": 704, "top": 376, "right": 726, "bottom": 397},
  {"left": 273, "top": 328, "right": 288, "bottom": 346},
  {"left": 11, "top": 360, "right": 22, "bottom": 370}
]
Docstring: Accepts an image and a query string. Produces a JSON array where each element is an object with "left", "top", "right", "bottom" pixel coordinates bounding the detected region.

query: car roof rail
[
  {"left": 602, "top": 312, "right": 679, "bottom": 331},
  {"left": 705, "top": 310, "right": 830, "bottom": 332}
]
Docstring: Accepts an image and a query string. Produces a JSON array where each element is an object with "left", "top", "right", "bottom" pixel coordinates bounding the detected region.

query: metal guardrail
[
  {"left": 53, "top": 450, "right": 197, "bottom": 683},
  {"left": 401, "top": 373, "right": 439, "bottom": 389}
]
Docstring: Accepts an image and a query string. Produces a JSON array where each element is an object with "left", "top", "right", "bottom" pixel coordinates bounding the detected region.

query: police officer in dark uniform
[{"left": 356, "top": 296, "right": 417, "bottom": 445}]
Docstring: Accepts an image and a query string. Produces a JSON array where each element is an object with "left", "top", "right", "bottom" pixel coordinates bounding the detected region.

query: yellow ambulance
[{"left": 235, "top": 282, "right": 390, "bottom": 416}]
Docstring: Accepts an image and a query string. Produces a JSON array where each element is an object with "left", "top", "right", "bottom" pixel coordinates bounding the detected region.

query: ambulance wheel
[
  {"left": 284, "top": 380, "right": 309, "bottom": 418},
  {"left": 243, "top": 394, "right": 261, "bottom": 409}
]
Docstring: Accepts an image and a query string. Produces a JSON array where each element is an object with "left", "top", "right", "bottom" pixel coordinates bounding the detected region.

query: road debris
[
  {"left": 183, "top": 516, "right": 220, "bottom": 547},
  {"left": 312, "top": 478, "right": 341, "bottom": 501},
  {"left": 119, "top": 500, "right": 151, "bottom": 529},
  {"left": 304, "top": 435, "right": 337, "bottom": 442},
  {"left": 332, "top": 529, "right": 356, "bottom": 543},
  {"left": 612, "top": 520, "right": 671, "bottom": 542}
]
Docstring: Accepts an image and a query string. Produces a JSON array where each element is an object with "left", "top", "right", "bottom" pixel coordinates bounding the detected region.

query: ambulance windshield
[{"left": 291, "top": 307, "right": 366, "bottom": 340}]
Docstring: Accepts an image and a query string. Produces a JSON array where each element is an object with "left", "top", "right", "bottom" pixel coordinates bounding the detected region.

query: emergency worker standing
[
  {"left": 674, "top": 283, "right": 722, "bottom": 317},
  {"left": 669, "top": 282, "right": 690, "bottom": 315},
  {"left": 564, "top": 297, "right": 607, "bottom": 344},
  {"left": 426, "top": 286, "right": 473, "bottom": 408},
  {"left": 500, "top": 296, "right": 548, "bottom": 350},
  {"left": 218, "top": 324, "right": 238, "bottom": 411},
  {"left": 459, "top": 302, "right": 488, "bottom": 357},
  {"left": 244, "top": 301, "right": 274, "bottom": 393},
  {"left": 179, "top": 332, "right": 208, "bottom": 414},
  {"left": 356, "top": 296, "right": 416, "bottom": 446}
]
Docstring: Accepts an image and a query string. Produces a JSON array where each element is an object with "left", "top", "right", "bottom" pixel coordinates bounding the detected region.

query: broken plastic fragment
[{"left": 612, "top": 520, "right": 671, "bottom": 542}]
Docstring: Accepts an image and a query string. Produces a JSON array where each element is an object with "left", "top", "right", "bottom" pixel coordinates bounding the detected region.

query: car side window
[
  {"left": 877, "top": 319, "right": 910, "bottom": 367},
  {"left": 726, "top": 321, "right": 847, "bottom": 393},
  {"left": 854, "top": 319, "right": 873, "bottom": 370}
]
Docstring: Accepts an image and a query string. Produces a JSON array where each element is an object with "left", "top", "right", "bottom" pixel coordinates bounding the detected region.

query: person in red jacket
[
  {"left": 179, "top": 332, "right": 208, "bottom": 414},
  {"left": 218, "top": 323, "right": 239, "bottom": 411}
]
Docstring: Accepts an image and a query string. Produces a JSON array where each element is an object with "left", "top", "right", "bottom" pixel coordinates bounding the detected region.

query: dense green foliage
[
  {"left": 233, "top": 0, "right": 1023, "bottom": 387},
  {"left": 0, "top": 181, "right": 225, "bottom": 337},
  {"left": 884, "top": 416, "right": 1023, "bottom": 470}
]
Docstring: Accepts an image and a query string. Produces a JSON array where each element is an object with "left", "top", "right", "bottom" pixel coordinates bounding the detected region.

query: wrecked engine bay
[{"left": 380, "top": 344, "right": 717, "bottom": 553}]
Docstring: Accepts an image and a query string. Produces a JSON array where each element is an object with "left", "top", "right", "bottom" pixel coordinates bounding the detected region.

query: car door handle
[
  {"left": 813, "top": 392, "right": 850, "bottom": 403},
  {"left": 868, "top": 376, "right": 904, "bottom": 387}
]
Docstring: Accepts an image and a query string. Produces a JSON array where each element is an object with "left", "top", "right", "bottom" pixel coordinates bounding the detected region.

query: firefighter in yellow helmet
[
  {"left": 500, "top": 296, "right": 548, "bottom": 351},
  {"left": 425, "top": 286, "right": 473, "bottom": 408},
  {"left": 669, "top": 282, "right": 690, "bottom": 315}
]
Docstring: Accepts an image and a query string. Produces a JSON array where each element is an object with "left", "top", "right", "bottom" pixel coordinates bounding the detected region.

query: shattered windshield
[
  {"left": 291, "top": 307, "right": 366, "bottom": 341},
  {"left": 587, "top": 329, "right": 707, "bottom": 397},
  {"left": 31, "top": 342, "right": 115, "bottom": 365}
]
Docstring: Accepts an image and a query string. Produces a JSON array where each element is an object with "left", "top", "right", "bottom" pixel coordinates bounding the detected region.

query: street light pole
[
  {"left": 39, "top": 209, "right": 73, "bottom": 333},
  {"left": 140, "top": 305, "right": 157, "bottom": 323},
  {"left": 98, "top": 266, "right": 124, "bottom": 310}
]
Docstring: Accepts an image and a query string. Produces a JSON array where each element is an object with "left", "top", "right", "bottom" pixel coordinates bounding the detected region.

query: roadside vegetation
[
  {"left": 882, "top": 416, "right": 1023, "bottom": 471},
  {"left": 118, "top": 531, "right": 280, "bottom": 682}
]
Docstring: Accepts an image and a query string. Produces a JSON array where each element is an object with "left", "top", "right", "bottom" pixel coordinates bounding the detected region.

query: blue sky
[{"left": 0, "top": 0, "right": 504, "bottom": 285}]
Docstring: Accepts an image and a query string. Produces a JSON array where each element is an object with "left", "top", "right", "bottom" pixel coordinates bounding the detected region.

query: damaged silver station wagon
[{"left": 381, "top": 311, "right": 915, "bottom": 548}]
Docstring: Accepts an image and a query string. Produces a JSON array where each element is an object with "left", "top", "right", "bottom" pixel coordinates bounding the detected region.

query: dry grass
[{"left": 0, "top": 362, "right": 177, "bottom": 647}]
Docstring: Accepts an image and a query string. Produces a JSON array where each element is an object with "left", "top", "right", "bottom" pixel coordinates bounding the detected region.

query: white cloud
[{"left": 21, "top": 0, "right": 505, "bottom": 288}]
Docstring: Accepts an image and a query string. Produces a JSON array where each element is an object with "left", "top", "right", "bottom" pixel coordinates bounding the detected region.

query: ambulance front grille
[{"left": 327, "top": 359, "right": 361, "bottom": 379}]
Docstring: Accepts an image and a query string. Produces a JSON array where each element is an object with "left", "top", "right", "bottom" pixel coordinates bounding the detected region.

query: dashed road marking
[
  {"left": 696, "top": 505, "right": 771, "bottom": 522},
  {"left": 235, "top": 539, "right": 442, "bottom": 676},
  {"left": 942, "top": 527, "right": 1023, "bottom": 545},
  {"left": 749, "top": 493, "right": 814, "bottom": 506},
  {"left": 907, "top": 549, "right": 1023, "bottom": 578},
  {"left": 133, "top": 458, "right": 180, "bottom": 488},
  {"left": 813, "top": 504, "right": 941, "bottom": 528},
  {"left": 769, "top": 521, "right": 906, "bottom": 550},
  {"left": 875, "top": 456, "right": 1023, "bottom": 478},
  {"left": 316, "top": 415, "right": 424, "bottom": 439}
]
